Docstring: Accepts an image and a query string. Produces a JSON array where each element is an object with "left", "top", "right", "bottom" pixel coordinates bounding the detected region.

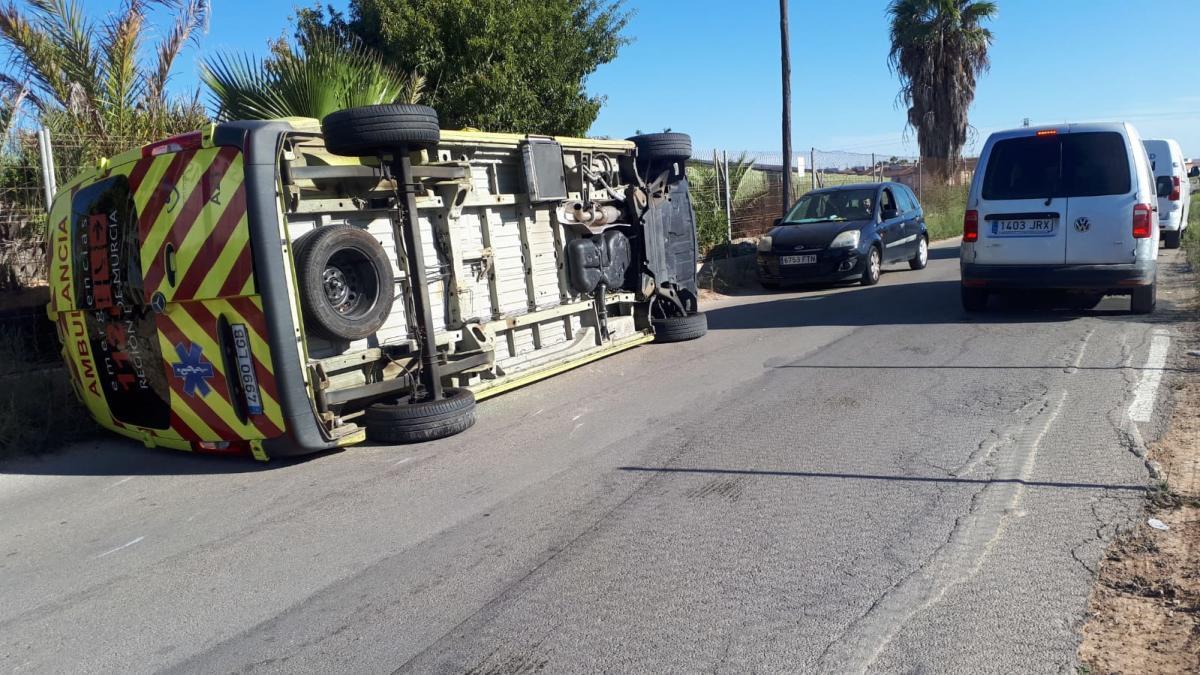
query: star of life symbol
[{"left": 172, "top": 342, "right": 215, "bottom": 397}]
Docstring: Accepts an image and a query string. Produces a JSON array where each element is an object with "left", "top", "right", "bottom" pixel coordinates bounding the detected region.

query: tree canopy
[{"left": 296, "top": 0, "right": 631, "bottom": 136}]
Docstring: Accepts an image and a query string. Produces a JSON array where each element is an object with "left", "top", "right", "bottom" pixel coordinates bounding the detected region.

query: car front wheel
[{"left": 860, "top": 247, "right": 881, "bottom": 286}]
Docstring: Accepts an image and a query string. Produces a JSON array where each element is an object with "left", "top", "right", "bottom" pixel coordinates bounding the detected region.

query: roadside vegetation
[
  {"left": 1184, "top": 191, "right": 1200, "bottom": 285},
  {"left": 0, "top": 321, "right": 95, "bottom": 459}
]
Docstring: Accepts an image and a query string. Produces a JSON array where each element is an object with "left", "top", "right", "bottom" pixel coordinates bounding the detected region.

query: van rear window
[{"left": 982, "top": 132, "right": 1131, "bottom": 200}]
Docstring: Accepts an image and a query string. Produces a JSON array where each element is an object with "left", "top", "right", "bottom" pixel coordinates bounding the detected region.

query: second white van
[{"left": 1143, "top": 138, "right": 1191, "bottom": 249}]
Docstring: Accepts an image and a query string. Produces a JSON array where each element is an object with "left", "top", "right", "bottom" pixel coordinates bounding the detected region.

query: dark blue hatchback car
[{"left": 756, "top": 182, "right": 929, "bottom": 288}]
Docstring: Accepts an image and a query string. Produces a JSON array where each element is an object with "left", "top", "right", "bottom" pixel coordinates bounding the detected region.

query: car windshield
[{"left": 782, "top": 188, "right": 876, "bottom": 224}]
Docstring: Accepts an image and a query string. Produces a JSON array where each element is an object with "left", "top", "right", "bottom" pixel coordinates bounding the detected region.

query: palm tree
[
  {"left": 888, "top": 0, "right": 996, "bottom": 183},
  {"left": 200, "top": 29, "right": 423, "bottom": 121},
  {"left": 0, "top": 0, "right": 210, "bottom": 155}
]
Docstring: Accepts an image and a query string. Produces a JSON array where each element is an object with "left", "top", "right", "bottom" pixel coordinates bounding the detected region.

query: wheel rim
[
  {"left": 870, "top": 250, "right": 881, "bottom": 281},
  {"left": 322, "top": 249, "right": 379, "bottom": 319},
  {"left": 322, "top": 266, "right": 354, "bottom": 311},
  {"left": 918, "top": 238, "right": 928, "bottom": 265}
]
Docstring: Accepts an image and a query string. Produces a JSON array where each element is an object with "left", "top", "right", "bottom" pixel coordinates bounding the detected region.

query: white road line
[
  {"left": 94, "top": 536, "right": 144, "bottom": 559},
  {"left": 1129, "top": 329, "right": 1171, "bottom": 423},
  {"left": 104, "top": 477, "right": 134, "bottom": 490}
]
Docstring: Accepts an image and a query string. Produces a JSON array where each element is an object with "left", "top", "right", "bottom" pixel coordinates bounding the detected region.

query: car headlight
[
  {"left": 829, "top": 230, "right": 860, "bottom": 249},
  {"left": 757, "top": 235, "right": 773, "bottom": 252}
]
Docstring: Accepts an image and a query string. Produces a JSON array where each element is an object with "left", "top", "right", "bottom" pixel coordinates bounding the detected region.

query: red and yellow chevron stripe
[
  {"left": 125, "top": 146, "right": 254, "bottom": 303},
  {"left": 154, "top": 297, "right": 285, "bottom": 443}
]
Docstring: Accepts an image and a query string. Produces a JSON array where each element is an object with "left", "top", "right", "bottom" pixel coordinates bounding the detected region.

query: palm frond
[
  {"left": 147, "top": 0, "right": 208, "bottom": 105},
  {"left": 203, "top": 28, "right": 423, "bottom": 121}
]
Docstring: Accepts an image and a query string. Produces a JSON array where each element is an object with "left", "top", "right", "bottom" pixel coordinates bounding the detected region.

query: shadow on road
[
  {"left": 618, "top": 465, "right": 1147, "bottom": 492},
  {"left": 707, "top": 279, "right": 1143, "bottom": 330},
  {"left": 0, "top": 440, "right": 332, "bottom": 477}
]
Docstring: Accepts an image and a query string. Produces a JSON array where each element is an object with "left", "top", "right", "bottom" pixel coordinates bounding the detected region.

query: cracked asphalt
[{"left": 0, "top": 241, "right": 1189, "bottom": 674}]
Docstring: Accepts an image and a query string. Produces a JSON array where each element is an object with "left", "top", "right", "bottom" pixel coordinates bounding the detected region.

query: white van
[
  {"left": 960, "top": 123, "right": 1164, "bottom": 314},
  {"left": 1143, "top": 138, "right": 1191, "bottom": 248}
]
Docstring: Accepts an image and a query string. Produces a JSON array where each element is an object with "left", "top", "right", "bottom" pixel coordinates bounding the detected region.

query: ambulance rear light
[{"left": 142, "top": 131, "right": 203, "bottom": 158}]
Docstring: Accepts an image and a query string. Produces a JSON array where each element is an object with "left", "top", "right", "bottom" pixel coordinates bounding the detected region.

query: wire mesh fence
[{"left": 0, "top": 130, "right": 151, "bottom": 290}]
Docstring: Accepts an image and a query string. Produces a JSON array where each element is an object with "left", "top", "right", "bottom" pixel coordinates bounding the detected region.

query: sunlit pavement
[{"left": 1, "top": 241, "right": 1188, "bottom": 673}]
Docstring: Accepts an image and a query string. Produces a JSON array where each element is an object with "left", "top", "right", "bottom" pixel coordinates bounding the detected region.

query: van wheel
[
  {"left": 320, "top": 104, "right": 440, "bottom": 157},
  {"left": 652, "top": 311, "right": 707, "bottom": 342},
  {"left": 1131, "top": 283, "right": 1156, "bottom": 314},
  {"left": 363, "top": 388, "right": 477, "bottom": 444},
  {"left": 294, "top": 225, "right": 395, "bottom": 342},
  {"left": 961, "top": 286, "right": 989, "bottom": 312},
  {"left": 628, "top": 132, "right": 692, "bottom": 163},
  {"left": 1162, "top": 231, "right": 1181, "bottom": 249}
]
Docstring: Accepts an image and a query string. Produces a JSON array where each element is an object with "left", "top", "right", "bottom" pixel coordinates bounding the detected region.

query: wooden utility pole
[{"left": 779, "top": 0, "right": 792, "bottom": 215}]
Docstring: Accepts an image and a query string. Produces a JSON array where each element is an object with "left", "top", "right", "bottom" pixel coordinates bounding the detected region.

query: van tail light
[
  {"left": 1170, "top": 176, "right": 1181, "bottom": 201},
  {"left": 142, "top": 131, "right": 203, "bottom": 157},
  {"left": 963, "top": 210, "right": 979, "bottom": 242},
  {"left": 1132, "top": 203, "right": 1153, "bottom": 238}
]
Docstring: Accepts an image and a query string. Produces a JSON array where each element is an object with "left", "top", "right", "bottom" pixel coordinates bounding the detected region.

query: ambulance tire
[
  {"left": 363, "top": 387, "right": 477, "bottom": 444},
  {"left": 652, "top": 311, "right": 708, "bottom": 343},
  {"left": 294, "top": 224, "right": 394, "bottom": 342},
  {"left": 627, "top": 132, "right": 692, "bottom": 163},
  {"left": 320, "top": 104, "right": 441, "bottom": 157}
]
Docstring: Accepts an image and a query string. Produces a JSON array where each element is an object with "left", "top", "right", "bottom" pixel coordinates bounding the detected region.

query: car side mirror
[
  {"left": 773, "top": 218, "right": 782, "bottom": 227},
  {"left": 1156, "top": 176, "right": 1173, "bottom": 198}
]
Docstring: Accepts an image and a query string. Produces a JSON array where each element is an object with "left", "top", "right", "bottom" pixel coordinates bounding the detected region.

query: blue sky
[{"left": 51, "top": 0, "right": 1200, "bottom": 157}]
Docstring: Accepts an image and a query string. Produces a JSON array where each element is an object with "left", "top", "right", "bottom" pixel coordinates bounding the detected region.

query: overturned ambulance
[{"left": 47, "top": 105, "right": 705, "bottom": 460}]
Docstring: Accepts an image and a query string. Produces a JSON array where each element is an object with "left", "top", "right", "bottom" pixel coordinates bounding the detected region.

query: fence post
[
  {"left": 810, "top": 147, "right": 816, "bottom": 190},
  {"left": 917, "top": 157, "right": 923, "bottom": 203},
  {"left": 722, "top": 150, "right": 733, "bottom": 260},
  {"left": 37, "top": 127, "right": 57, "bottom": 211}
]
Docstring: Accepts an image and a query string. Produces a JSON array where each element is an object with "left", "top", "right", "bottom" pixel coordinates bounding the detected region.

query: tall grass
[
  {"left": 1184, "top": 192, "right": 1200, "bottom": 287},
  {"left": 922, "top": 183, "right": 968, "bottom": 241}
]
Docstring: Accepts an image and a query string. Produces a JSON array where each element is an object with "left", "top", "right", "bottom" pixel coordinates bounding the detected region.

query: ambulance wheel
[
  {"left": 363, "top": 387, "right": 477, "bottom": 444},
  {"left": 321, "top": 104, "right": 441, "bottom": 157},
  {"left": 294, "top": 224, "right": 394, "bottom": 342},
  {"left": 628, "top": 132, "right": 692, "bottom": 163},
  {"left": 652, "top": 311, "right": 708, "bottom": 343}
]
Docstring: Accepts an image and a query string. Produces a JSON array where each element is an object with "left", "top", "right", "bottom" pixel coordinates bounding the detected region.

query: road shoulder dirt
[{"left": 1077, "top": 255, "right": 1200, "bottom": 674}]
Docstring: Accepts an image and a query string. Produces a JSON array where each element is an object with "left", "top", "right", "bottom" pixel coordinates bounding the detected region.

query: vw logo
[{"left": 1074, "top": 217, "right": 1090, "bottom": 232}]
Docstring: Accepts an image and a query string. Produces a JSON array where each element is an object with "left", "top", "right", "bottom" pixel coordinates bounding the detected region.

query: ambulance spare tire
[
  {"left": 363, "top": 387, "right": 477, "bottom": 444},
  {"left": 321, "top": 104, "right": 441, "bottom": 157},
  {"left": 627, "top": 132, "right": 692, "bottom": 163},
  {"left": 294, "top": 224, "right": 394, "bottom": 342}
]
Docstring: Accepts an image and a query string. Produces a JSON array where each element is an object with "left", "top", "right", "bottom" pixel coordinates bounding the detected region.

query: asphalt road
[{"left": 1, "top": 241, "right": 1191, "bottom": 674}]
